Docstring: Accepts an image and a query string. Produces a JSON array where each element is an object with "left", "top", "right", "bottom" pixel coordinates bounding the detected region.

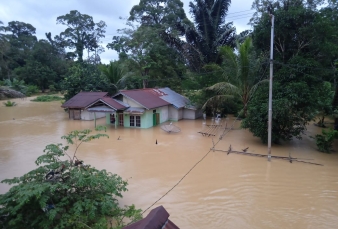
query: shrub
[
  {"left": 31, "top": 95, "right": 64, "bottom": 102},
  {"left": 24, "top": 85, "right": 40, "bottom": 96},
  {"left": 3, "top": 100, "right": 17, "bottom": 107},
  {"left": 314, "top": 128, "right": 338, "bottom": 153}
]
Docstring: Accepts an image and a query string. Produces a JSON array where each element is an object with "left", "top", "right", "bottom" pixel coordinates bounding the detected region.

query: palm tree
[
  {"left": 187, "top": 0, "right": 236, "bottom": 66},
  {"left": 99, "top": 61, "right": 127, "bottom": 92},
  {"left": 203, "top": 37, "right": 267, "bottom": 117}
]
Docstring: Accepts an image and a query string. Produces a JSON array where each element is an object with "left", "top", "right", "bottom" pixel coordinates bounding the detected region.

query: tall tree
[
  {"left": 243, "top": 0, "right": 334, "bottom": 143},
  {"left": 186, "top": 0, "right": 236, "bottom": 66},
  {"left": 56, "top": 10, "right": 106, "bottom": 62}
]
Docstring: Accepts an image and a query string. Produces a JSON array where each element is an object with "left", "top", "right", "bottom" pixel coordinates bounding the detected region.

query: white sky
[{"left": 0, "top": 0, "right": 254, "bottom": 63}]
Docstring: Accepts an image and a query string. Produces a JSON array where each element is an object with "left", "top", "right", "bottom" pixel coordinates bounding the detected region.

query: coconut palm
[
  {"left": 99, "top": 61, "right": 127, "bottom": 92},
  {"left": 187, "top": 0, "right": 236, "bottom": 66},
  {"left": 203, "top": 37, "right": 267, "bottom": 117}
]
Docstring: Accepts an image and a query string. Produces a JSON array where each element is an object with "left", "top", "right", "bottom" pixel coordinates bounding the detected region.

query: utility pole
[{"left": 268, "top": 14, "right": 274, "bottom": 162}]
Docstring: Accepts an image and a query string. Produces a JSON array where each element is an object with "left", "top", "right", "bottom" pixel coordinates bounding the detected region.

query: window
[
  {"left": 136, "top": 116, "right": 141, "bottom": 127},
  {"left": 130, "top": 115, "right": 135, "bottom": 126}
]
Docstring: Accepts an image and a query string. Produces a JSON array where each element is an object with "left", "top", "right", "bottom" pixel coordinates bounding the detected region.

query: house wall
[
  {"left": 157, "top": 106, "right": 169, "bottom": 123},
  {"left": 183, "top": 109, "right": 203, "bottom": 120},
  {"left": 168, "top": 106, "right": 178, "bottom": 121},
  {"left": 81, "top": 110, "right": 105, "bottom": 121},
  {"left": 178, "top": 108, "right": 183, "bottom": 120},
  {"left": 123, "top": 111, "right": 153, "bottom": 129},
  {"left": 183, "top": 109, "right": 196, "bottom": 119},
  {"left": 142, "top": 111, "right": 153, "bottom": 128}
]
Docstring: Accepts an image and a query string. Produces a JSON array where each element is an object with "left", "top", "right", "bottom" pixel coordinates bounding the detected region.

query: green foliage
[
  {"left": 61, "top": 63, "right": 112, "bottom": 100},
  {"left": 314, "top": 128, "right": 338, "bottom": 153},
  {"left": 204, "top": 37, "right": 267, "bottom": 117},
  {"left": 56, "top": 10, "right": 106, "bottom": 63},
  {"left": 3, "top": 100, "right": 17, "bottom": 107},
  {"left": 0, "top": 126, "right": 142, "bottom": 229},
  {"left": 25, "top": 84, "right": 40, "bottom": 96},
  {"left": 242, "top": 56, "right": 327, "bottom": 143},
  {"left": 31, "top": 95, "right": 64, "bottom": 102}
]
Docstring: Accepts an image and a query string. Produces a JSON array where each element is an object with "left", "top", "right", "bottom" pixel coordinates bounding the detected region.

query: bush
[
  {"left": 314, "top": 128, "right": 338, "bottom": 153},
  {"left": 31, "top": 95, "right": 64, "bottom": 102},
  {"left": 0, "top": 126, "right": 142, "bottom": 228},
  {"left": 24, "top": 85, "right": 40, "bottom": 96},
  {"left": 3, "top": 100, "right": 17, "bottom": 107}
]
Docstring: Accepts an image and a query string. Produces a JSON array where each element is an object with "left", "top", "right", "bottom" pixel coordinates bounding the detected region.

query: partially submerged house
[
  {"left": 61, "top": 92, "right": 128, "bottom": 122},
  {"left": 61, "top": 88, "right": 202, "bottom": 128},
  {"left": 122, "top": 205, "right": 179, "bottom": 229}
]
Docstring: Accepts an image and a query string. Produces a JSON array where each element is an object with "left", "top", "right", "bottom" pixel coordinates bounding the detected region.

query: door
[
  {"left": 119, "top": 114, "right": 124, "bottom": 126},
  {"left": 153, "top": 113, "right": 157, "bottom": 126}
]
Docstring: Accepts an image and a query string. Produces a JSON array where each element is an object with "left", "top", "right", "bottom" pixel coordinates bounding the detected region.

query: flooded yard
[{"left": 1, "top": 98, "right": 338, "bottom": 229}]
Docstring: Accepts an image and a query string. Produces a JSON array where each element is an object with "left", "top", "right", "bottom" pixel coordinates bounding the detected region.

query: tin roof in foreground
[{"left": 122, "top": 206, "right": 179, "bottom": 229}]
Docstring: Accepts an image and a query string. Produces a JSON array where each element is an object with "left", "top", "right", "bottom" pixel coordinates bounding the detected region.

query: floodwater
[{"left": 1, "top": 98, "right": 338, "bottom": 229}]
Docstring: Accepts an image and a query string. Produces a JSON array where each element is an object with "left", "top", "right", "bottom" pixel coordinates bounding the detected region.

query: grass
[
  {"left": 3, "top": 100, "right": 17, "bottom": 107},
  {"left": 31, "top": 95, "right": 64, "bottom": 102}
]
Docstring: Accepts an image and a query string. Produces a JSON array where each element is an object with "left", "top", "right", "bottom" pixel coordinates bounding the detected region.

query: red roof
[
  {"left": 122, "top": 206, "right": 179, "bottom": 229},
  {"left": 61, "top": 92, "right": 108, "bottom": 109},
  {"left": 100, "top": 97, "right": 128, "bottom": 110},
  {"left": 119, "top": 89, "right": 170, "bottom": 109}
]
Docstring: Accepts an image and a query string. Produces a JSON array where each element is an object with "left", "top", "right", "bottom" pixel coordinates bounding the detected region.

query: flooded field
[{"left": 1, "top": 98, "right": 338, "bottom": 229}]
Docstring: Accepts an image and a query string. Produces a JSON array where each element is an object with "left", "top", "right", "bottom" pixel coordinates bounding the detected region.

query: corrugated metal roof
[
  {"left": 61, "top": 92, "right": 107, "bottom": 108},
  {"left": 100, "top": 97, "right": 128, "bottom": 110},
  {"left": 159, "top": 87, "right": 190, "bottom": 109},
  {"left": 119, "top": 89, "right": 170, "bottom": 109},
  {"left": 122, "top": 206, "right": 179, "bottom": 229},
  {"left": 87, "top": 106, "right": 116, "bottom": 113},
  {"left": 123, "top": 107, "right": 145, "bottom": 114},
  {"left": 113, "top": 98, "right": 130, "bottom": 108}
]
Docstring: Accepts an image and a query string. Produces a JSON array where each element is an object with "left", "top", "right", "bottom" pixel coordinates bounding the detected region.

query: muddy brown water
[{"left": 1, "top": 98, "right": 338, "bottom": 229}]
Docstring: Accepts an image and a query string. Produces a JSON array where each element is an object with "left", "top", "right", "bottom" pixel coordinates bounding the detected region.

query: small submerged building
[{"left": 61, "top": 88, "right": 202, "bottom": 128}]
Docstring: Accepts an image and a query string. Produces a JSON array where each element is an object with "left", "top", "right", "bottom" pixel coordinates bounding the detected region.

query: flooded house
[{"left": 61, "top": 88, "right": 202, "bottom": 128}]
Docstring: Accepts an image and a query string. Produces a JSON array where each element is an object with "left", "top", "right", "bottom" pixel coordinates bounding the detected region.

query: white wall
[
  {"left": 168, "top": 106, "right": 178, "bottom": 121},
  {"left": 178, "top": 108, "right": 183, "bottom": 120},
  {"left": 81, "top": 110, "right": 106, "bottom": 121},
  {"left": 183, "top": 109, "right": 203, "bottom": 120},
  {"left": 157, "top": 106, "right": 169, "bottom": 123},
  {"left": 183, "top": 109, "right": 196, "bottom": 119}
]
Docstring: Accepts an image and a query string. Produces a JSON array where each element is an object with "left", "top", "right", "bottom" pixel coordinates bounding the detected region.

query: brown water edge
[{"left": 1, "top": 98, "right": 338, "bottom": 229}]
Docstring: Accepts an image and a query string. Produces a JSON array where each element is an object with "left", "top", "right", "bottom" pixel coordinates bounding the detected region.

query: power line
[{"left": 227, "top": 9, "right": 255, "bottom": 15}]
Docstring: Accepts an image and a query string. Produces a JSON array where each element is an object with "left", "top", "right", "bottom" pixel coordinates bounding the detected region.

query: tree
[
  {"left": 242, "top": 56, "right": 326, "bottom": 143},
  {"left": 2, "top": 21, "right": 37, "bottom": 78},
  {"left": 99, "top": 61, "right": 126, "bottom": 93},
  {"left": 243, "top": 0, "right": 336, "bottom": 143},
  {"left": 61, "top": 63, "right": 111, "bottom": 100},
  {"left": 186, "top": 0, "right": 236, "bottom": 66},
  {"left": 203, "top": 37, "right": 267, "bottom": 117},
  {"left": 0, "top": 126, "right": 142, "bottom": 229},
  {"left": 108, "top": 22, "right": 186, "bottom": 89},
  {"left": 56, "top": 10, "right": 106, "bottom": 62}
]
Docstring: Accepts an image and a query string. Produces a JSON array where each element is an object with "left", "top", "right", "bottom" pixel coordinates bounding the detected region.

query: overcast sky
[{"left": 0, "top": 0, "right": 254, "bottom": 63}]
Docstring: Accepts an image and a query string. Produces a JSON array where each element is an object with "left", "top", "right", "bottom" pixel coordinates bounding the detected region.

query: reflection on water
[{"left": 1, "top": 98, "right": 338, "bottom": 229}]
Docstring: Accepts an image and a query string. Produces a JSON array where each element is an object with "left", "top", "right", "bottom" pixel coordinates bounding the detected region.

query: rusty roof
[
  {"left": 122, "top": 206, "right": 179, "bottom": 229},
  {"left": 61, "top": 92, "right": 108, "bottom": 109},
  {"left": 100, "top": 97, "right": 128, "bottom": 110},
  {"left": 118, "top": 89, "right": 170, "bottom": 109}
]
